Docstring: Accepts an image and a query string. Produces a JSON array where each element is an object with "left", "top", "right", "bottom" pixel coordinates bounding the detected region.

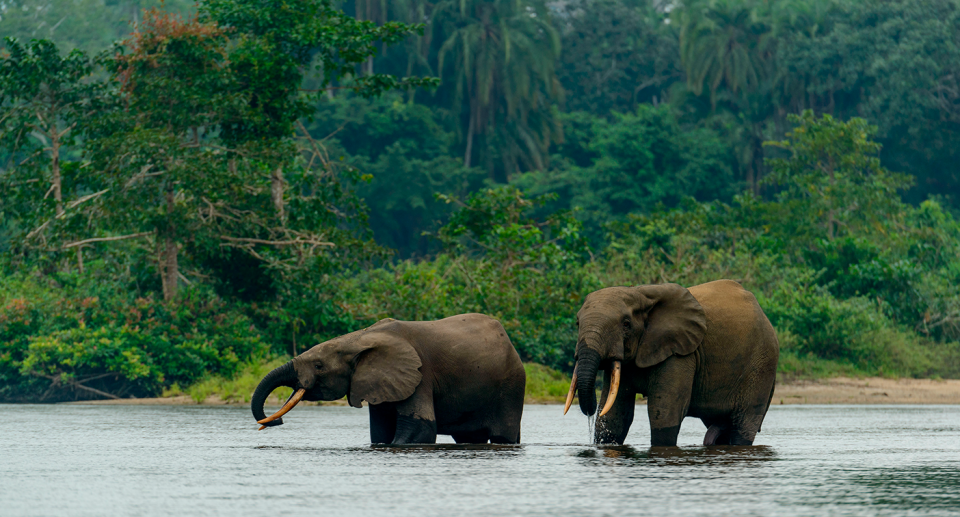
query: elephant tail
[{"left": 759, "top": 377, "right": 776, "bottom": 434}]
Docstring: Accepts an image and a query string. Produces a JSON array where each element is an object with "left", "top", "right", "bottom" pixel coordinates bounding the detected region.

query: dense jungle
[{"left": 2, "top": 0, "right": 959, "bottom": 403}]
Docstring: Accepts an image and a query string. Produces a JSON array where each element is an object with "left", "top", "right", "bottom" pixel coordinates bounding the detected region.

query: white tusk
[
  {"left": 563, "top": 369, "right": 578, "bottom": 415},
  {"left": 257, "top": 388, "right": 306, "bottom": 427},
  {"left": 599, "top": 361, "right": 621, "bottom": 417}
]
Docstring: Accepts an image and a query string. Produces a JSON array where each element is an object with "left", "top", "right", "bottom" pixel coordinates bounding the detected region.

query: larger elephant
[
  {"left": 252, "top": 314, "right": 525, "bottom": 444},
  {"left": 565, "top": 280, "right": 779, "bottom": 446}
]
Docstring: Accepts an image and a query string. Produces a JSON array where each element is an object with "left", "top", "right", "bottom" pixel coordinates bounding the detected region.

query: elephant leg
[
  {"left": 368, "top": 402, "right": 397, "bottom": 444},
  {"left": 392, "top": 384, "right": 437, "bottom": 444},
  {"left": 728, "top": 413, "right": 763, "bottom": 445},
  {"left": 701, "top": 419, "right": 732, "bottom": 445},
  {"left": 393, "top": 414, "right": 437, "bottom": 444},
  {"left": 646, "top": 355, "right": 695, "bottom": 447},
  {"left": 452, "top": 429, "right": 490, "bottom": 444},
  {"left": 489, "top": 432, "right": 518, "bottom": 445},
  {"left": 727, "top": 357, "right": 777, "bottom": 445},
  {"left": 595, "top": 375, "right": 637, "bottom": 445},
  {"left": 487, "top": 377, "right": 524, "bottom": 444}
]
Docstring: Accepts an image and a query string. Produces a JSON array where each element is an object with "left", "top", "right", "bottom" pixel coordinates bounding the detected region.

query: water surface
[{"left": 2, "top": 404, "right": 959, "bottom": 516}]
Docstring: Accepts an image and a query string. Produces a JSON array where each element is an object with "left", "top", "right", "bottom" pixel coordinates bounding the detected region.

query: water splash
[{"left": 587, "top": 413, "right": 596, "bottom": 444}]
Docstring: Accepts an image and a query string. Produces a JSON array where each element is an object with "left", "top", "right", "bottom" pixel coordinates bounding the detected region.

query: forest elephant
[
  {"left": 252, "top": 314, "right": 526, "bottom": 444},
  {"left": 564, "top": 280, "right": 779, "bottom": 446}
]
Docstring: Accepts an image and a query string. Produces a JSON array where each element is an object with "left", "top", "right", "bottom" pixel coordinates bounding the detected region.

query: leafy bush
[
  {"left": 336, "top": 187, "right": 600, "bottom": 370},
  {"left": 0, "top": 270, "right": 266, "bottom": 401}
]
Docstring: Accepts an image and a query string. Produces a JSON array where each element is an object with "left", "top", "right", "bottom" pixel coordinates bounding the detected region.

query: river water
[{"left": 2, "top": 404, "right": 959, "bottom": 516}]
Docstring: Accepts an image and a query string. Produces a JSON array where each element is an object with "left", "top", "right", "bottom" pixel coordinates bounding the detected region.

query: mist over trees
[{"left": 2, "top": 0, "right": 960, "bottom": 401}]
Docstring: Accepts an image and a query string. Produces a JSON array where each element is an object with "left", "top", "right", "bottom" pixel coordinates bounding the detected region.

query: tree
[
  {"left": 436, "top": 0, "right": 562, "bottom": 180},
  {"left": 764, "top": 111, "right": 913, "bottom": 242},
  {"left": 200, "top": 0, "right": 437, "bottom": 222},
  {"left": 777, "top": 0, "right": 960, "bottom": 206},
  {"left": 0, "top": 37, "right": 104, "bottom": 251},
  {"left": 554, "top": 0, "right": 681, "bottom": 115},
  {"left": 677, "top": 0, "right": 776, "bottom": 192},
  {"left": 512, "top": 106, "right": 735, "bottom": 243},
  {"left": 59, "top": 0, "right": 439, "bottom": 303},
  {"left": 80, "top": 9, "right": 251, "bottom": 302},
  {"left": 307, "top": 93, "right": 486, "bottom": 257}
]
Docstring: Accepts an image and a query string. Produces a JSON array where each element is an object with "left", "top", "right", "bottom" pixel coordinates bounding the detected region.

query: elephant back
[{"left": 686, "top": 280, "right": 779, "bottom": 411}]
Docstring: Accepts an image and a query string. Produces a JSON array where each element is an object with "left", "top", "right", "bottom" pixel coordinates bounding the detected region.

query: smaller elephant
[
  {"left": 252, "top": 314, "right": 525, "bottom": 444},
  {"left": 564, "top": 280, "right": 779, "bottom": 446}
]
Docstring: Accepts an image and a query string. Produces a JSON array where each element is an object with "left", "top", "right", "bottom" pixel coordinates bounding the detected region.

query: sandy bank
[
  {"left": 65, "top": 377, "right": 960, "bottom": 406},
  {"left": 771, "top": 376, "right": 960, "bottom": 405}
]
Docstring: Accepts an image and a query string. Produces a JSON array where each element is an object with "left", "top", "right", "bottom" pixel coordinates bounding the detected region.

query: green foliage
[
  {"left": 163, "top": 357, "right": 292, "bottom": 403},
  {"left": 200, "top": 0, "right": 437, "bottom": 145},
  {"left": 6, "top": 1, "right": 960, "bottom": 404},
  {"left": 554, "top": 0, "right": 680, "bottom": 114},
  {"left": 513, "top": 106, "right": 736, "bottom": 241},
  {"left": 764, "top": 111, "right": 913, "bottom": 242},
  {"left": 336, "top": 188, "right": 596, "bottom": 369},
  {"left": 307, "top": 93, "right": 485, "bottom": 256},
  {"left": 522, "top": 362, "right": 571, "bottom": 401},
  {"left": 0, "top": 37, "right": 104, "bottom": 244},
  {"left": 435, "top": 0, "right": 562, "bottom": 179},
  {"left": 0, "top": 268, "right": 267, "bottom": 401},
  {"left": 434, "top": 186, "right": 590, "bottom": 266}
]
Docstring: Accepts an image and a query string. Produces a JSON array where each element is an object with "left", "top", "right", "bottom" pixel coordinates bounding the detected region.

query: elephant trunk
[
  {"left": 251, "top": 360, "right": 298, "bottom": 428},
  {"left": 576, "top": 347, "right": 601, "bottom": 416}
]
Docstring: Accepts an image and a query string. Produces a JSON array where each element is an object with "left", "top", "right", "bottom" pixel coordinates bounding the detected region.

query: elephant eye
[
  {"left": 622, "top": 319, "right": 632, "bottom": 331},
  {"left": 315, "top": 363, "right": 323, "bottom": 371}
]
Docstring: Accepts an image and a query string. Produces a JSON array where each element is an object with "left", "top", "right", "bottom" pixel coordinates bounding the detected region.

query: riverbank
[
  {"left": 772, "top": 376, "right": 960, "bottom": 405},
  {"left": 66, "top": 376, "right": 960, "bottom": 405}
]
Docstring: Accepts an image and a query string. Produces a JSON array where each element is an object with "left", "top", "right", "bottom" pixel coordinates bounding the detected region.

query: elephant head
[
  {"left": 564, "top": 284, "right": 707, "bottom": 417},
  {"left": 252, "top": 330, "right": 423, "bottom": 429}
]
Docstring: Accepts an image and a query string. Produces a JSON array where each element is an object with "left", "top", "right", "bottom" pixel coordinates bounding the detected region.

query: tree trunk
[
  {"left": 271, "top": 165, "right": 285, "bottom": 222},
  {"left": 750, "top": 131, "right": 763, "bottom": 195},
  {"left": 464, "top": 109, "right": 475, "bottom": 169},
  {"left": 51, "top": 128, "right": 64, "bottom": 216},
  {"left": 161, "top": 233, "right": 179, "bottom": 302},
  {"left": 161, "top": 191, "right": 179, "bottom": 302}
]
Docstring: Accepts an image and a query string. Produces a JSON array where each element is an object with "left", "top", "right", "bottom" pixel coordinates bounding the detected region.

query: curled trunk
[
  {"left": 251, "top": 361, "right": 297, "bottom": 427},
  {"left": 576, "top": 348, "right": 601, "bottom": 416}
]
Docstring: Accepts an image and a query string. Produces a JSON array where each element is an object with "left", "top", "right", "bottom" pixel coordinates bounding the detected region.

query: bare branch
[
  {"left": 66, "top": 188, "right": 109, "bottom": 210},
  {"left": 24, "top": 219, "right": 53, "bottom": 241},
  {"left": 219, "top": 236, "right": 334, "bottom": 247},
  {"left": 33, "top": 372, "right": 121, "bottom": 400},
  {"left": 62, "top": 232, "right": 154, "bottom": 249},
  {"left": 25, "top": 189, "right": 111, "bottom": 242}
]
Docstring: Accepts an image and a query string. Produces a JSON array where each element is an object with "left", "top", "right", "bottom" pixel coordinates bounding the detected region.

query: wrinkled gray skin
[
  {"left": 252, "top": 314, "right": 525, "bottom": 444},
  {"left": 574, "top": 280, "right": 779, "bottom": 446}
]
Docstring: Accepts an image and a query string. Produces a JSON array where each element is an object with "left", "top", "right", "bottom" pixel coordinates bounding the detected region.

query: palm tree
[
  {"left": 680, "top": 0, "right": 774, "bottom": 102},
  {"left": 436, "top": 0, "right": 562, "bottom": 180},
  {"left": 678, "top": 0, "right": 775, "bottom": 191}
]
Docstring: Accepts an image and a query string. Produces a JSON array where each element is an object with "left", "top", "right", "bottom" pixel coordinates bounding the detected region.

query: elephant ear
[
  {"left": 634, "top": 283, "right": 707, "bottom": 368},
  {"left": 346, "top": 334, "right": 422, "bottom": 408}
]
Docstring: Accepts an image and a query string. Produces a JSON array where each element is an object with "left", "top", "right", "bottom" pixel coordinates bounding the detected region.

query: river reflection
[
  {"left": 2, "top": 404, "right": 959, "bottom": 516},
  {"left": 576, "top": 444, "right": 778, "bottom": 466}
]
